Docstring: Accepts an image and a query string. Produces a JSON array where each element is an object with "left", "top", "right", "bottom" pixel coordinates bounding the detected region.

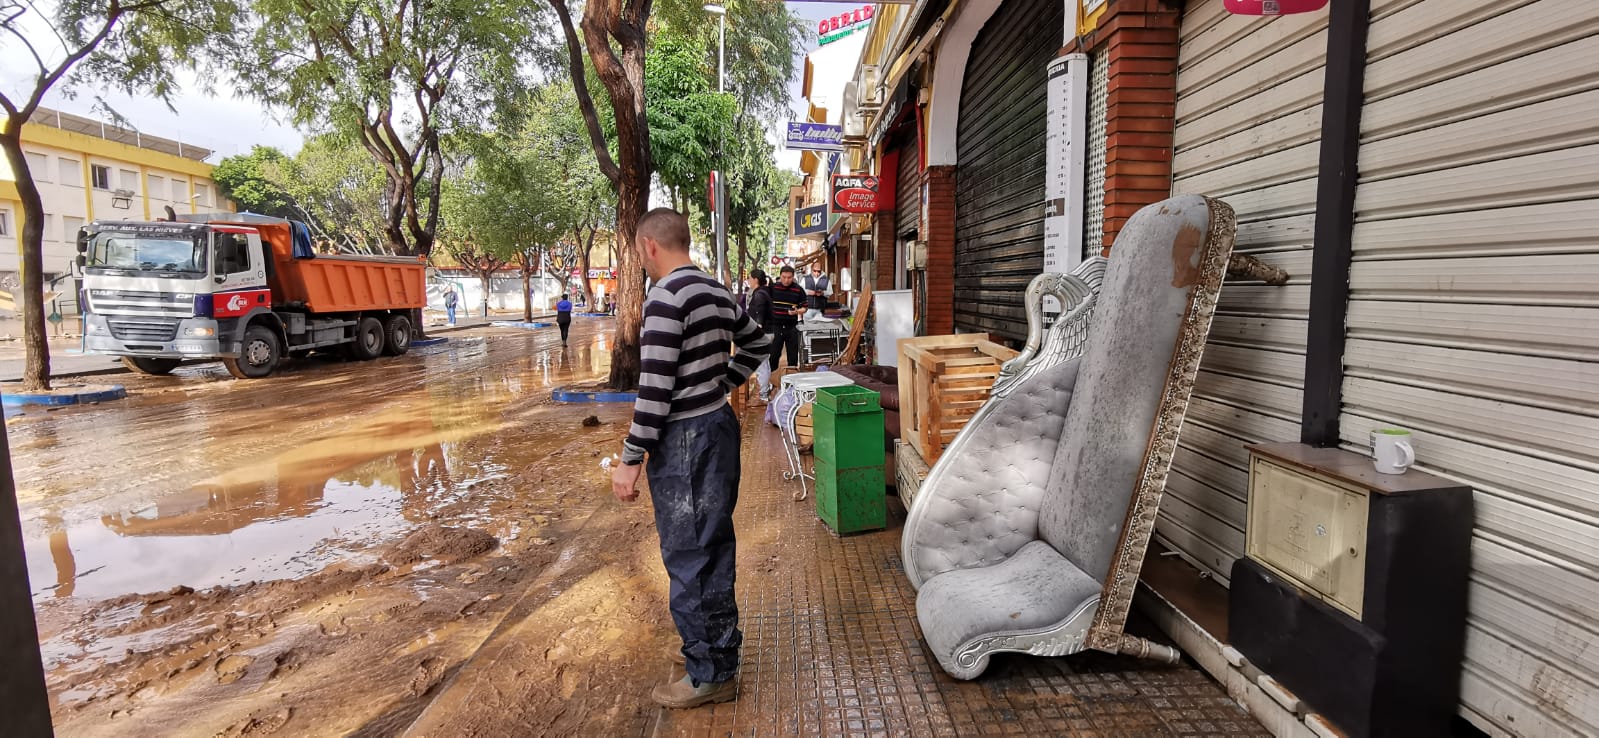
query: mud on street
[{"left": 12, "top": 317, "right": 652, "bottom": 736}]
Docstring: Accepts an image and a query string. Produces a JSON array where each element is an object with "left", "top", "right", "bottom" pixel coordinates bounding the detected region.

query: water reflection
[{"left": 20, "top": 327, "right": 614, "bottom": 602}]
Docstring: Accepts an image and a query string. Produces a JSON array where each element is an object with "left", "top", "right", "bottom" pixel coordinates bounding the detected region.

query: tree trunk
[
  {"left": 1, "top": 132, "right": 52, "bottom": 391},
  {"left": 608, "top": 180, "right": 647, "bottom": 390},
  {"left": 577, "top": 229, "right": 596, "bottom": 309},
  {"left": 736, "top": 224, "right": 749, "bottom": 296},
  {"left": 520, "top": 255, "right": 534, "bottom": 323},
  {"left": 480, "top": 272, "right": 494, "bottom": 319}
]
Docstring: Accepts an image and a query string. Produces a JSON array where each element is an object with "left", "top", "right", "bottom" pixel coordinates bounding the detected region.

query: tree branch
[{"left": 548, "top": 0, "right": 620, "bottom": 185}]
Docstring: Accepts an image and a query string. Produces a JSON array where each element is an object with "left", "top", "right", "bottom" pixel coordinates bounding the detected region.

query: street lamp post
[{"left": 705, "top": 3, "right": 728, "bottom": 286}]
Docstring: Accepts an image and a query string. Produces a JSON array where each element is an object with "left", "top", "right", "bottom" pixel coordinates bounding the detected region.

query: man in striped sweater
[{"left": 611, "top": 208, "right": 771, "bottom": 708}]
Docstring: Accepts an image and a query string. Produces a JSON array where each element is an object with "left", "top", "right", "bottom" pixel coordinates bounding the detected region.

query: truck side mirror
[
  {"left": 76, "top": 229, "right": 89, "bottom": 254},
  {"left": 76, "top": 255, "right": 86, "bottom": 269}
]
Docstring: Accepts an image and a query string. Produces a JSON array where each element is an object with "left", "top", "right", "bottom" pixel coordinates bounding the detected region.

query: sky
[{"left": 3, "top": 3, "right": 860, "bottom": 169}]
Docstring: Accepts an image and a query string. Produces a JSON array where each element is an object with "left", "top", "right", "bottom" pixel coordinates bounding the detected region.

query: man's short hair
[
  {"left": 780, "top": 265, "right": 796, "bottom": 275},
  {"left": 637, "top": 208, "right": 690, "bottom": 252}
]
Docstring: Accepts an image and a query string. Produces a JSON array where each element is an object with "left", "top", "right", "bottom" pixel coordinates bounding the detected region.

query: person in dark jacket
[
  {"left": 743, "top": 269, "right": 773, "bottom": 398},
  {"left": 556, "top": 293, "right": 573, "bottom": 343},
  {"left": 443, "top": 287, "right": 459, "bottom": 326},
  {"left": 763, "top": 266, "right": 806, "bottom": 401}
]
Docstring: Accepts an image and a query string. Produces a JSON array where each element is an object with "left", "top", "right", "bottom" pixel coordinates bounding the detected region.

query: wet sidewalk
[{"left": 407, "top": 407, "right": 1268, "bottom": 737}]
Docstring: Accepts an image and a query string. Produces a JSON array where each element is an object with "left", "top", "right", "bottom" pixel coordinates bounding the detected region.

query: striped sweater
[{"left": 622, "top": 265, "right": 772, "bottom": 464}]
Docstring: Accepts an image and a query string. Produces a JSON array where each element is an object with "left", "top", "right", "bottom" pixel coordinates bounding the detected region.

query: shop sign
[
  {"left": 1224, "top": 0, "right": 1327, "bottom": 14},
  {"left": 794, "top": 204, "right": 829, "bottom": 236},
  {"left": 785, "top": 122, "right": 845, "bottom": 152},
  {"left": 831, "top": 175, "right": 882, "bottom": 214},
  {"left": 1043, "top": 53, "right": 1089, "bottom": 314},
  {"left": 817, "top": 6, "right": 873, "bottom": 45}
]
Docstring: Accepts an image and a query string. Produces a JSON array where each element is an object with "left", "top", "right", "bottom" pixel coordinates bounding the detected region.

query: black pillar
[
  {"left": 1301, "top": 0, "right": 1371, "bottom": 446},
  {"left": 0, "top": 407, "right": 53, "bottom": 736}
]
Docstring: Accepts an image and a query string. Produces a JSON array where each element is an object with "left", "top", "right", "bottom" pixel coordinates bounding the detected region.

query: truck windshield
[{"left": 88, "top": 232, "right": 207, "bottom": 274}]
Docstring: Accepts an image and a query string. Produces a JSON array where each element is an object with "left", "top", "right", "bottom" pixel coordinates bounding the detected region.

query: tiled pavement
[{"left": 652, "top": 409, "right": 1268, "bottom": 737}]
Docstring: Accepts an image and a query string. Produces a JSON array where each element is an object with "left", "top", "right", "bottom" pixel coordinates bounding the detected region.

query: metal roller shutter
[
  {"left": 1342, "top": 1, "right": 1599, "bottom": 735},
  {"left": 952, "top": 0, "right": 1061, "bottom": 341},
  {"left": 1164, "top": 0, "right": 1328, "bottom": 581},
  {"left": 894, "top": 137, "right": 921, "bottom": 241}
]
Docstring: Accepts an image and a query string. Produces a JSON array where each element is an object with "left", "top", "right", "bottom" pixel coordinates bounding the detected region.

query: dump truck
[{"left": 76, "top": 214, "right": 427, "bottom": 379}]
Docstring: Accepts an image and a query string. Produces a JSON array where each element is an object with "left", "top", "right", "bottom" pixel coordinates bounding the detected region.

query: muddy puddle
[{"left": 11, "top": 325, "right": 620, "bottom": 608}]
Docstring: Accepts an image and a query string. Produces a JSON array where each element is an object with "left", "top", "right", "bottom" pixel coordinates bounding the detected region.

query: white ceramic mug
[{"left": 1371, "top": 429, "right": 1415, "bottom": 475}]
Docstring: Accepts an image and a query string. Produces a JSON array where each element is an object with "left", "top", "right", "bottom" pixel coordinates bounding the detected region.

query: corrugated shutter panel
[
  {"left": 1344, "top": 1, "right": 1599, "bottom": 735},
  {"left": 1083, "top": 48, "right": 1109, "bottom": 258},
  {"left": 952, "top": 0, "right": 1061, "bottom": 341},
  {"left": 1164, "top": 0, "right": 1327, "bottom": 580},
  {"left": 895, "top": 139, "right": 921, "bottom": 240}
]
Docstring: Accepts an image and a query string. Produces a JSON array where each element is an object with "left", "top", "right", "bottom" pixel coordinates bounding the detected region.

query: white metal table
[{"left": 776, "top": 371, "right": 856, "bottom": 501}]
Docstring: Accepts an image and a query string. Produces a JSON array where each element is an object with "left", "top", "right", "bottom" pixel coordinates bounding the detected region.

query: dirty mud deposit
[{"left": 10, "top": 320, "right": 634, "bottom": 736}]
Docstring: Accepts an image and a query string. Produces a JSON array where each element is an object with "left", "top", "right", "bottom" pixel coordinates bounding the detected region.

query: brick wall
[
  {"left": 1091, "top": 0, "right": 1182, "bottom": 253},
  {"left": 923, "top": 165, "right": 956, "bottom": 336}
]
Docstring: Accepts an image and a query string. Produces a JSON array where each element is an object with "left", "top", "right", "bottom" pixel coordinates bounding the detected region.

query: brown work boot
[
  {"left": 651, "top": 675, "right": 736, "bottom": 708},
  {"left": 667, "top": 644, "right": 684, "bottom": 664}
]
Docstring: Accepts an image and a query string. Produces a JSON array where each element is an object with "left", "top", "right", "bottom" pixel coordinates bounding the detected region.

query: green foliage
[
  {"left": 441, "top": 82, "right": 615, "bottom": 277},
  {"left": 263, "top": 133, "right": 390, "bottom": 253},
  {"left": 229, "top": 0, "right": 539, "bottom": 254},
  {"left": 652, "top": 0, "right": 807, "bottom": 119},
  {"left": 646, "top": 35, "right": 735, "bottom": 205},
  {"left": 213, "top": 146, "right": 299, "bottom": 220}
]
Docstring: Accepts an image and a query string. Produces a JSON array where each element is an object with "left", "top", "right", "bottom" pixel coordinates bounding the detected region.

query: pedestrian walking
[
  {"left": 801, "top": 262, "right": 830, "bottom": 321},
  {"left": 611, "top": 208, "right": 770, "bottom": 709},
  {"left": 762, "top": 266, "right": 806, "bottom": 401},
  {"left": 743, "top": 270, "right": 774, "bottom": 399},
  {"left": 556, "top": 293, "right": 573, "bottom": 344},
  {"left": 443, "top": 286, "right": 458, "bottom": 326}
]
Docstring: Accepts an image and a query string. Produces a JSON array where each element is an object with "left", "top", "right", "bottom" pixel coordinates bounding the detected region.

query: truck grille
[
  {"left": 88, "top": 289, "right": 194, "bottom": 318},
  {"left": 107, "top": 317, "right": 179, "bottom": 342}
]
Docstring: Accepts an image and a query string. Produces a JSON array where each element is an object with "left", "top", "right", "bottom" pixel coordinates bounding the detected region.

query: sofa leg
[{"left": 1117, "top": 634, "right": 1181, "bottom": 664}]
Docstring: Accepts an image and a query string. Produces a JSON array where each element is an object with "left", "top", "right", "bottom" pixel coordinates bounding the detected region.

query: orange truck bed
[{"left": 248, "top": 222, "right": 428, "bottom": 314}]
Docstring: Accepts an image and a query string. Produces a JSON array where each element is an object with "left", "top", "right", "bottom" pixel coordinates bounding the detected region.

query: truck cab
[{"left": 80, "top": 221, "right": 271, "bottom": 363}]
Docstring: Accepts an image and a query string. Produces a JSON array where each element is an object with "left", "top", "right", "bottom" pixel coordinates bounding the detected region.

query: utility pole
[{"left": 706, "top": 3, "right": 729, "bottom": 285}]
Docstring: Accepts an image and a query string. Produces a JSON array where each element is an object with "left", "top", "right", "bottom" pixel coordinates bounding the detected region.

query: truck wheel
[
  {"left": 351, "top": 316, "right": 385, "bottom": 360},
  {"left": 122, "top": 357, "right": 182, "bottom": 376},
  {"left": 382, "top": 314, "right": 412, "bottom": 356},
  {"left": 223, "top": 325, "right": 281, "bottom": 379}
]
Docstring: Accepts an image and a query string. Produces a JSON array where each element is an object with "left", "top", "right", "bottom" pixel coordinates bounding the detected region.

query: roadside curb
[
  {"left": 2, "top": 383, "right": 127, "bottom": 407},
  {"left": 552, "top": 388, "right": 637, "bottom": 403},
  {"left": 490, "top": 321, "right": 554, "bottom": 330}
]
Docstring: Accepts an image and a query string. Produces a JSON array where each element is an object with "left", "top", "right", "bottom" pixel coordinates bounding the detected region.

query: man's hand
[{"left": 612, "top": 462, "right": 643, "bottom": 502}]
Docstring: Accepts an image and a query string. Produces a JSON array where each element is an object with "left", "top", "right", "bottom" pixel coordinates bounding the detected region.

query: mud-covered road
[{"left": 10, "top": 318, "right": 639, "bottom": 736}]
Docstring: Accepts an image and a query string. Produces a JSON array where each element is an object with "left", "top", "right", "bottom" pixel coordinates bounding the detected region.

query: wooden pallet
[
  {"left": 895, "top": 439, "right": 931, "bottom": 505},
  {"left": 897, "top": 334, "right": 1019, "bottom": 465}
]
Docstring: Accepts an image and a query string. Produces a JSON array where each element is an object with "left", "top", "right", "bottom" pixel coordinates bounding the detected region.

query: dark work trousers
[
  {"left": 647, "top": 403, "right": 743, "bottom": 684},
  {"left": 765, "top": 324, "right": 800, "bottom": 371},
  {"left": 557, "top": 314, "right": 571, "bottom": 342}
]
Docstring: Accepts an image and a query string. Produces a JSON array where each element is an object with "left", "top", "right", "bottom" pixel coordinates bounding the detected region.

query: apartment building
[{"left": 0, "top": 107, "right": 233, "bottom": 313}]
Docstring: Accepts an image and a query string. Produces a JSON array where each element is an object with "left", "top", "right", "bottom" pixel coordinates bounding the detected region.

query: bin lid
[{"left": 815, "top": 384, "right": 881, "bottom": 414}]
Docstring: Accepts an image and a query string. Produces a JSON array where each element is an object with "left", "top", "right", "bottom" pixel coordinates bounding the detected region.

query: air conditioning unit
[{"left": 862, "top": 64, "right": 881, "bottom": 92}]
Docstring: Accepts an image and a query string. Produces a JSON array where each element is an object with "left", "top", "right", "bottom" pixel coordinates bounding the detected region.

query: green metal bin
[{"left": 813, "top": 384, "right": 886, "bottom": 534}]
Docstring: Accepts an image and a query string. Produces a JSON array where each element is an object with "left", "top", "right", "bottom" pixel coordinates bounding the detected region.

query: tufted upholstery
[
  {"left": 917, "top": 540, "right": 1102, "bottom": 679},
  {"left": 903, "top": 194, "right": 1236, "bottom": 680},
  {"left": 1040, "top": 197, "right": 1218, "bottom": 582},
  {"left": 901, "top": 359, "right": 1079, "bottom": 584}
]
